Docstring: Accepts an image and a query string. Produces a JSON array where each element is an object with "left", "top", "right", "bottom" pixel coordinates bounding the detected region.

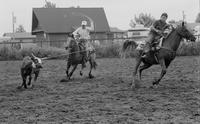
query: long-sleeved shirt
[{"left": 73, "top": 27, "right": 93, "bottom": 40}]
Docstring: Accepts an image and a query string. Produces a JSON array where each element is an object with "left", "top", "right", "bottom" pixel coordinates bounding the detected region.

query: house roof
[
  {"left": 32, "top": 8, "right": 110, "bottom": 34},
  {"left": 3, "top": 32, "right": 36, "bottom": 39},
  {"left": 110, "top": 27, "right": 126, "bottom": 33}
]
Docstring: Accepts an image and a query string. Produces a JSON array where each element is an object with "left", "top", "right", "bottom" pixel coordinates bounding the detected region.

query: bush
[
  {"left": 95, "top": 43, "right": 121, "bottom": 58},
  {"left": 0, "top": 46, "right": 66, "bottom": 61},
  {"left": 177, "top": 42, "right": 200, "bottom": 56}
]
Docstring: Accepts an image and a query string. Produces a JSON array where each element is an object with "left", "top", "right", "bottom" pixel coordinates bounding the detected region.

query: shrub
[{"left": 0, "top": 41, "right": 200, "bottom": 61}]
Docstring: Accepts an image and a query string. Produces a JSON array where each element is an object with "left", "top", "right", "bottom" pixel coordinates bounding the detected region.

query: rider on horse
[
  {"left": 142, "top": 13, "right": 170, "bottom": 58},
  {"left": 72, "top": 20, "right": 94, "bottom": 67}
]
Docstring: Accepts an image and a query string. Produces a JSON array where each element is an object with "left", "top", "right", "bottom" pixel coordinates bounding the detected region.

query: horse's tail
[
  {"left": 92, "top": 60, "right": 97, "bottom": 70},
  {"left": 122, "top": 40, "right": 137, "bottom": 52},
  {"left": 90, "top": 52, "right": 97, "bottom": 70},
  {"left": 121, "top": 40, "right": 138, "bottom": 58}
]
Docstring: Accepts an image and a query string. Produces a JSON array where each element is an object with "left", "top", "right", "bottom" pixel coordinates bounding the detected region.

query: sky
[{"left": 0, "top": 0, "right": 199, "bottom": 36}]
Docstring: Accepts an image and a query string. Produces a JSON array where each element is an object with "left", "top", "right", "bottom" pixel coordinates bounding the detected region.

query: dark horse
[
  {"left": 61, "top": 36, "right": 97, "bottom": 81},
  {"left": 122, "top": 22, "right": 196, "bottom": 88}
]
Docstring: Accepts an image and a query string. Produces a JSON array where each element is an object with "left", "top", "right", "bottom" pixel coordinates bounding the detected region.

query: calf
[{"left": 19, "top": 54, "right": 43, "bottom": 89}]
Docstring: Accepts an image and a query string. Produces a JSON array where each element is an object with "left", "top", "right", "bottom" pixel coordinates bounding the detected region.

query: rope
[{"left": 42, "top": 49, "right": 91, "bottom": 60}]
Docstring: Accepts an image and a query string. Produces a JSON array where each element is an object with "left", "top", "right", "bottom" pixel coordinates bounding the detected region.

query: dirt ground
[{"left": 0, "top": 56, "right": 200, "bottom": 124}]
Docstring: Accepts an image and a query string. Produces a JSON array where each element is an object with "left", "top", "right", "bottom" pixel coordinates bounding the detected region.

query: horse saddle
[{"left": 151, "top": 36, "right": 166, "bottom": 51}]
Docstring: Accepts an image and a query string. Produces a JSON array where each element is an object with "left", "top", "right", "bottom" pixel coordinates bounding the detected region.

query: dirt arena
[{"left": 0, "top": 56, "right": 200, "bottom": 123}]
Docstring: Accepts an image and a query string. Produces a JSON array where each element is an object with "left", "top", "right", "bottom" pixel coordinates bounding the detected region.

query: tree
[
  {"left": 130, "top": 13, "right": 155, "bottom": 28},
  {"left": 16, "top": 25, "right": 26, "bottom": 32},
  {"left": 195, "top": 13, "right": 200, "bottom": 23},
  {"left": 44, "top": 0, "right": 56, "bottom": 8}
]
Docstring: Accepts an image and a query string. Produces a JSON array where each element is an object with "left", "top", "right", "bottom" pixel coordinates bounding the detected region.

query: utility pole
[
  {"left": 182, "top": 11, "right": 186, "bottom": 22},
  {"left": 12, "top": 12, "right": 16, "bottom": 42},
  {"left": 12, "top": 12, "right": 15, "bottom": 33},
  {"left": 199, "top": 0, "right": 200, "bottom": 13}
]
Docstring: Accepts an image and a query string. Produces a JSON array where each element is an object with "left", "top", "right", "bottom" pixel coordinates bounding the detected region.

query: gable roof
[
  {"left": 32, "top": 8, "right": 110, "bottom": 34},
  {"left": 110, "top": 27, "right": 126, "bottom": 33}
]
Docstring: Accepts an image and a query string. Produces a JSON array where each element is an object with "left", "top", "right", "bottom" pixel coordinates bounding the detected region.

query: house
[
  {"left": 187, "top": 23, "right": 200, "bottom": 41},
  {"left": 109, "top": 27, "right": 126, "bottom": 39},
  {"left": 127, "top": 24, "right": 150, "bottom": 44},
  {"left": 2, "top": 32, "right": 36, "bottom": 49},
  {"left": 32, "top": 8, "right": 110, "bottom": 48},
  {"left": 108, "top": 27, "right": 126, "bottom": 44}
]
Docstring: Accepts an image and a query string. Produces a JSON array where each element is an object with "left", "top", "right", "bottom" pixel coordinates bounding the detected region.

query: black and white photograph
[{"left": 0, "top": 0, "right": 200, "bottom": 123}]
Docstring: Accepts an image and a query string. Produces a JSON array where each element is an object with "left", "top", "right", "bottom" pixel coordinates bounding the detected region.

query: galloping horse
[
  {"left": 122, "top": 22, "right": 196, "bottom": 88},
  {"left": 63, "top": 35, "right": 97, "bottom": 81}
]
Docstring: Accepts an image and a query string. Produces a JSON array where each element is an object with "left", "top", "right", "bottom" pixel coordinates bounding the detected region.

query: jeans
[{"left": 144, "top": 33, "right": 156, "bottom": 53}]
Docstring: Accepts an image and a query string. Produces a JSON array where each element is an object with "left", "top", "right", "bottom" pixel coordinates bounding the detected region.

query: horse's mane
[{"left": 162, "top": 26, "right": 176, "bottom": 44}]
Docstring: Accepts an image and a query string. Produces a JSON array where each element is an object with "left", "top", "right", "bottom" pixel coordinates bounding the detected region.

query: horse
[
  {"left": 122, "top": 22, "right": 196, "bottom": 88},
  {"left": 62, "top": 36, "right": 97, "bottom": 81}
]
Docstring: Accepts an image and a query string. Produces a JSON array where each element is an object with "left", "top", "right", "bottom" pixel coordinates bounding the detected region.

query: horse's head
[
  {"left": 65, "top": 34, "right": 77, "bottom": 50},
  {"left": 176, "top": 22, "right": 196, "bottom": 42}
]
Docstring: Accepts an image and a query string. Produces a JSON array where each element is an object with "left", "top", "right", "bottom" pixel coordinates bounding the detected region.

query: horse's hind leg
[
  {"left": 88, "top": 60, "right": 95, "bottom": 79},
  {"left": 132, "top": 58, "right": 142, "bottom": 88}
]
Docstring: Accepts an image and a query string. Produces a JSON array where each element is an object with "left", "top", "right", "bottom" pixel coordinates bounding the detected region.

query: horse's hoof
[
  {"left": 132, "top": 79, "right": 141, "bottom": 88},
  {"left": 152, "top": 81, "right": 159, "bottom": 85},
  {"left": 80, "top": 72, "right": 83, "bottom": 76},
  {"left": 60, "top": 78, "right": 69, "bottom": 82},
  {"left": 28, "top": 84, "right": 34, "bottom": 89},
  {"left": 131, "top": 84, "right": 135, "bottom": 89},
  {"left": 88, "top": 74, "right": 94, "bottom": 79},
  {"left": 17, "top": 86, "right": 23, "bottom": 89}
]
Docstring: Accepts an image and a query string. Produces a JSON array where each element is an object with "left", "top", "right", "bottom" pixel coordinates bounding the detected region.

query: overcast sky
[{"left": 0, "top": 0, "right": 199, "bottom": 36}]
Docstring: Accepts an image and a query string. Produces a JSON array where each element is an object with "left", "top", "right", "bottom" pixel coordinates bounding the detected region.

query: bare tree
[
  {"left": 44, "top": 0, "right": 56, "bottom": 8},
  {"left": 130, "top": 13, "right": 155, "bottom": 28}
]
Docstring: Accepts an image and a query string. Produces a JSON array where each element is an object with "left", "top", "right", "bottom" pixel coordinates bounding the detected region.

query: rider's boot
[{"left": 141, "top": 42, "right": 151, "bottom": 59}]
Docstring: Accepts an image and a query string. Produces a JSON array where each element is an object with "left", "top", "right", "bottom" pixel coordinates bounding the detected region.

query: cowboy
[
  {"left": 72, "top": 20, "right": 94, "bottom": 67},
  {"left": 142, "top": 12, "right": 170, "bottom": 58}
]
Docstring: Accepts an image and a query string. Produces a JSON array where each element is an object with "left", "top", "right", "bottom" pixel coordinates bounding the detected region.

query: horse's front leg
[
  {"left": 68, "top": 65, "right": 78, "bottom": 79},
  {"left": 66, "top": 62, "right": 71, "bottom": 78},
  {"left": 152, "top": 59, "right": 167, "bottom": 85},
  {"left": 88, "top": 59, "right": 95, "bottom": 79},
  {"left": 132, "top": 58, "right": 142, "bottom": 88}
]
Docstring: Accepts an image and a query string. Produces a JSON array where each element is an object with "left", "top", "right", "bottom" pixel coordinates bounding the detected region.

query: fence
[
  {"left": 0, "top": 36, "right": 200, "bottom": 61},
  {"left": 0, "top": 36, "right": 148, "bottom": 50}
]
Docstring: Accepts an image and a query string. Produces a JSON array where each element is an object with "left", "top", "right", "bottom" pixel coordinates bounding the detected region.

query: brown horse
[
  {"left": 61, "top": 36, "right": 97, "bottom": 81},
  {"left": 122, "top": 22, "right": 196, "bottom": 88}
]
